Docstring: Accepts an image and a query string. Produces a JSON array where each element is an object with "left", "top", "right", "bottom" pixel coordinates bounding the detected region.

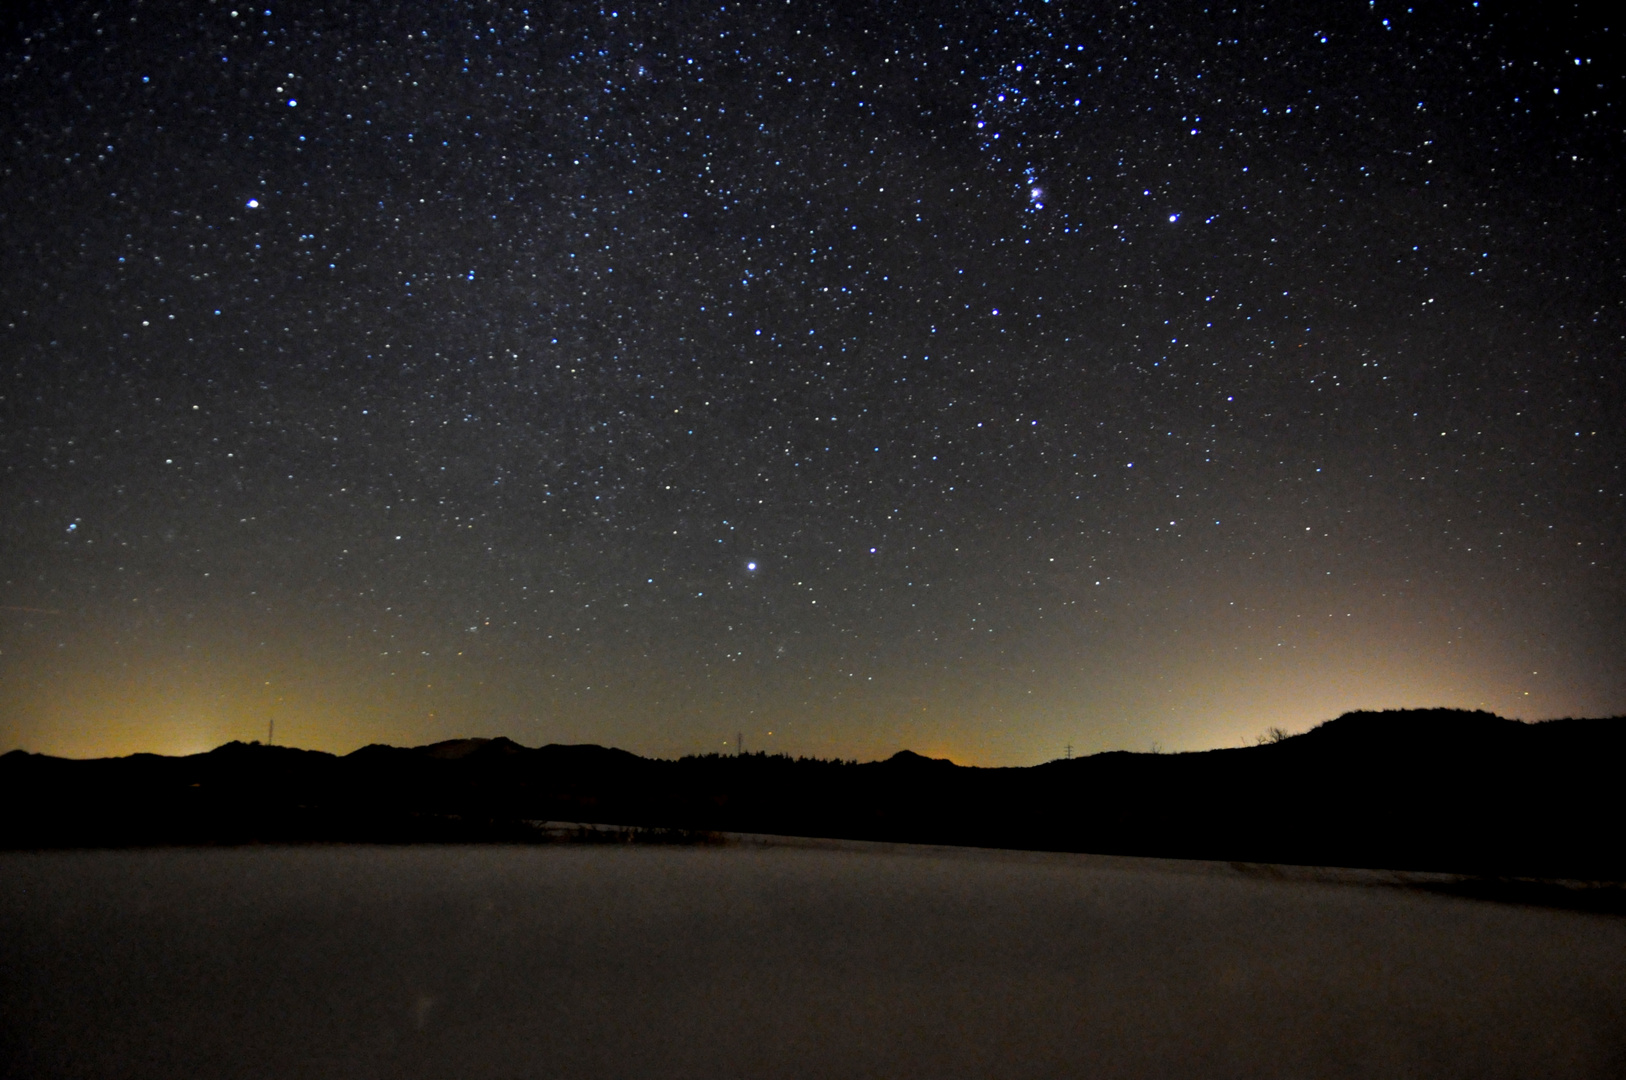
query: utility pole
[
  {"left": 1064, "top": 743, "right": 1072, "bottom": 760},
  {"left": 736, "top": 731, "right": 744, "bottom": 757},
  {"left": 268, "top": 719, "right": 275, "bottom": 746}
]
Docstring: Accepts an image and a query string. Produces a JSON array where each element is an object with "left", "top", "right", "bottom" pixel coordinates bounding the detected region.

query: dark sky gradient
[{"left": 2, "top": 1, "right": 1621, "bottom": 762}]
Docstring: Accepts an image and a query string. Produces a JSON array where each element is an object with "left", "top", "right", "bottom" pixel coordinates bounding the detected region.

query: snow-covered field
[{"left": 3, "top": 842, "right": 1622, "bottom": 1078}]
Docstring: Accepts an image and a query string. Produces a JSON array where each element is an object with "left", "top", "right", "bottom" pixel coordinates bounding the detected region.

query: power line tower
[
  {"left": 1064, "top": 743, "right": 1072, "bottom": 760},
  {"left": 269, "top": 719, "right": 275, "bottom": 746},
  {"left": 736, "top": 731, "right": 744, "bottom": 757}
]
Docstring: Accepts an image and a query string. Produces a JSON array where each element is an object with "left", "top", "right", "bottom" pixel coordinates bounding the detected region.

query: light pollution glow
[{"left": 2, "top": 569, "right": 1612, "bottom": 764}]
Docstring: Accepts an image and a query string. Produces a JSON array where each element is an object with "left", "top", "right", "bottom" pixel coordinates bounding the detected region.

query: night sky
[{"left": 2, "top": 1, "right": 1621, "bottom": 763}]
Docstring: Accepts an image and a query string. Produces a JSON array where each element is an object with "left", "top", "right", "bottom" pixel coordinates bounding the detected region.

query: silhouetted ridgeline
[{"left": 3, "top": 709, "right": 1624, "bottom": 879}]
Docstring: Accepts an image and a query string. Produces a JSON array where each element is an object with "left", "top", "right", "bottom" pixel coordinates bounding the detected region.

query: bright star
[{"left": 746, "top": 562, "right": 757, "bottom": 571}]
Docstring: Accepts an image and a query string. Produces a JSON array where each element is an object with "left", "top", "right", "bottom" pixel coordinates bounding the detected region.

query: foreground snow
[{"left": 2, "top": 842, "right": 1622, "bottom": 1078}]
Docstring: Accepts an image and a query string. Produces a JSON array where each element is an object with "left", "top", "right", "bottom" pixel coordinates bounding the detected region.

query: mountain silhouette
[{"left": 3, "top": 709, "right": 1623, "bottom": 880}]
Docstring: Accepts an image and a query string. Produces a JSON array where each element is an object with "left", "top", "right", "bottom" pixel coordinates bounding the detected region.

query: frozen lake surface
[{"left": 3, "top": 842, "right": 1623, "bottom": 1078}]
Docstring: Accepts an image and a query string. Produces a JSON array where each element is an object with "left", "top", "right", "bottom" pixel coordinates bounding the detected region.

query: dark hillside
[{"left": 3, "top": 709, "right": 1622, "bottom": 879}]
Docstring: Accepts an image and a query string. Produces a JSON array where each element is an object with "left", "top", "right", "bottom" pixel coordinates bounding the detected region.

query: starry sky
[{"left": 1, "top": 0, "right": 1621, "bottom": 764}]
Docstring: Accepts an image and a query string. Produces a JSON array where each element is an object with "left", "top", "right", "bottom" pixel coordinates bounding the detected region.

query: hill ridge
[{"left": 3, "top": 709, "right": 1623, "bottom": 881}]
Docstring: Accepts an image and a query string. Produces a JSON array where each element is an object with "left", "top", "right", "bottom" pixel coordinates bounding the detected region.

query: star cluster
[{"left": 1, "top": 1, "right": 1621, "bottom": 762}]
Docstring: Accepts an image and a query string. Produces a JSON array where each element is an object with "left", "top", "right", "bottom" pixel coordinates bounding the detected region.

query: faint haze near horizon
[{"left": 3, "top": 651, "right": 1610, "bottom": 767}]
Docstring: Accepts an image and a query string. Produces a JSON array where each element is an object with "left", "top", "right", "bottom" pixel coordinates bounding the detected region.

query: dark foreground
[
  {"left": 3, "top": 843, "right": 1624, "bottom": 1079},
  {"left": 5, "top": 709, "right": 1626, "bottom": 880}
]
